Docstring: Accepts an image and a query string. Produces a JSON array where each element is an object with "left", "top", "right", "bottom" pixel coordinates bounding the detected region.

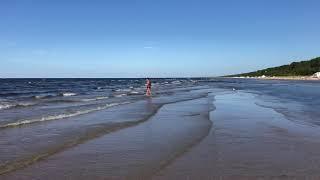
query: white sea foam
[
  {"left": 34, "top": 94, "right": 55, "bottom": 99},
  {"left": 0, "top": 104, "right": 14, "bottom": 110},
  {"left": 0, "top": 101, "right": 130, "bottom": 128},
  {"left": 0, "top": 102, "right": 36, "bottom": 110},
  {"left": 172, "top": 80, "right": 181, "bottom": 84},
  {"left": 115, "top": 94, "right": 127, "bottom": 97},
  {"left": 96, "top": 96, "right": 109, "bottom": 100},
  {"left": 35, "top": 95, "right": 45, "bottom": 99},
  {"left": 18, "top": 102, "right": 36, "bottom": 107},
  {"left": 129, "top": 91, "right": 140, "bottom": 94},
  {"left": 115, "top": 88, "right": 131, "bottom": 92},
  {"left": 81, "top": 96, "right": 109, "bottom": 102},
  {"left": 61, "top": 92, "right": 77, "bottom": 97}
]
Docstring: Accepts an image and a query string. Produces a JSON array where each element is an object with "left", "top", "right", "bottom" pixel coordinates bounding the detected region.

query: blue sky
[{"left": 1, "top": 0, "right": 320, "bottom": 78}]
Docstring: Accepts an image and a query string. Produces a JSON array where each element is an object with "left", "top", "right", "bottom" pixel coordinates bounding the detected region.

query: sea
[{"left": 1, "top": 78, "right": 320, "bottom": 178}]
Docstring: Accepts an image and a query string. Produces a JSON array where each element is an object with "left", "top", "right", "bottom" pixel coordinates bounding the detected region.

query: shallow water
[
  {"left": 1, "top": 78, "right": 320, "bottom": 179},
  {"left": 2, "top": 97, "right": 213, "bottom": 179},
  {"left": 154, "top": 92, "right": 320, "bottom": 179}
]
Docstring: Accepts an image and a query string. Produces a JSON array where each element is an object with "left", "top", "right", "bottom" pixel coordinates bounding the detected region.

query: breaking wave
[
  {"left": 0, "top": 102, "right": 130, "bottom": 128},
  {"left": 81, "top": 96, "right": 109, "bottom": 102},
  {"left": 0, "top": 102, "right": 36, "bottom": 111},
  {"left": 61, "top": 92, "right": 77, "bottom": 97}
]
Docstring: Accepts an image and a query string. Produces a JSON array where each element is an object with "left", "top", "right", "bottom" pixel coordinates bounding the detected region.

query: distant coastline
[
  {"left": 230, "top": 75, "right": 320, "bottom": 81},
  {"left": 227, "top": 57, "right": 320, "bottom": 81}
]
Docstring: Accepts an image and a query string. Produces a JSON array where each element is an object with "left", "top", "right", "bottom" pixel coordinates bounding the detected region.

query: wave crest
[
  {"left": 61, "top": 92, "right": 77, "bottom": 97},
  {"left": 0, "top": 102, "right": 36, "bottom": 111},
  {"left": 0, "top": 102, "right": 130, "bottom": 128}
]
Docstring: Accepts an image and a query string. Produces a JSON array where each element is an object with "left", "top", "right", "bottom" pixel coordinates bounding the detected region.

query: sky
[{"left": 1, "top": 0, "right": 320, "bottom": 78}]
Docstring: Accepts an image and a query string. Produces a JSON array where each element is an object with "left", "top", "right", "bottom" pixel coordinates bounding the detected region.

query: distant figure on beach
[{"left": 146, "top": 78, "right": 152, "bottom": 96}]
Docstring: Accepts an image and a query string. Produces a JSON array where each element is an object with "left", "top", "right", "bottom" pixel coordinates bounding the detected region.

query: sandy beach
[{"left": 1, "top": 78, "right": 320, "bottom": 179}]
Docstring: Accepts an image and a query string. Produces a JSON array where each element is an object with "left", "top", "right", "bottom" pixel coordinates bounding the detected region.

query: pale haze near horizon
[{"left": 1, "top": 0, "right": 320, "bottom": 78}]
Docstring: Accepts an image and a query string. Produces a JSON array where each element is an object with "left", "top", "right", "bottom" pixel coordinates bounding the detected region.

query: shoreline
[
  {"left": 229, "top": 76, "right": 320, "bottom": 81},
  {"left": 1, "top": 97, "right": 212, "bottom": 180},
  {"left": 1, "top": 81, "right": 320, "bottom": 179},
  {"left": 154, "top": 91, "right": 320, "bottom": 179}
]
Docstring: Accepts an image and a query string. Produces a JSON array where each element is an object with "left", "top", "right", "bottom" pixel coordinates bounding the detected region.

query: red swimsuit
[{"left": 147, "top": 81, "right": 151, "bottom": 89}]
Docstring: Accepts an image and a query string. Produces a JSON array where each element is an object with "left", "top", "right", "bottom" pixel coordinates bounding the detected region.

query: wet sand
[
  {"left": 2, "top": 89, "right": 320, "bottom": 179},
  {"left": 2, "top": 96, "right": 213, "bottom": 179},
  {"left": 154, "top": 92, "right": 320, "bottom": 179},
  {"left": 0, "top": 90, "right": 208, "bottom": 175}
]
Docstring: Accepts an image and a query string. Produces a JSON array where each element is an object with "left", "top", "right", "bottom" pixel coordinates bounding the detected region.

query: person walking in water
[{"left": 146, "top": 78, "right": 152, "bottom": 96}]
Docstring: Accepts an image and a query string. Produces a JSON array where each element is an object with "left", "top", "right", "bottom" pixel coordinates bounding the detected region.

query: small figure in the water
[{"left": 146, "top": 78, "right": 152, "bottom": 96}]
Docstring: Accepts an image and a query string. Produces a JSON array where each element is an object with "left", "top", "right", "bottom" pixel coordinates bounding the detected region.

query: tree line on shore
[{"left": 228, "top": 57, "right": 320, "bottom": 77}]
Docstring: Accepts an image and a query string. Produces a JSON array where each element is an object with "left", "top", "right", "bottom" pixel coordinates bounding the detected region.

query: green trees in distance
[{"left": 230, "top": 57, "right": 320, "bottom": 77}]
